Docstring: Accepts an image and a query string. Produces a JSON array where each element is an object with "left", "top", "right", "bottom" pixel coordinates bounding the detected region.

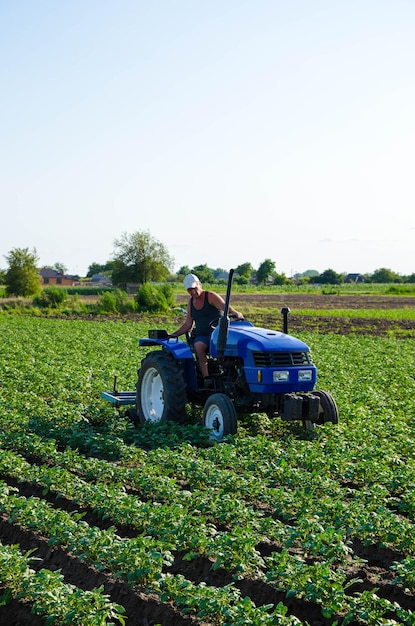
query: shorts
[{"left": 193, "top": 335, "right": 210, "bottom": 347}]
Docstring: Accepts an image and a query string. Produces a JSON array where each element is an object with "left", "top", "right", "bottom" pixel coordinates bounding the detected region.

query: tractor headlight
[
  {"left": 273, "top": 370, "right": 289, "bottom": 382},
  {"left": 298, "top": 369, "right": 313, "bottom": 381}
]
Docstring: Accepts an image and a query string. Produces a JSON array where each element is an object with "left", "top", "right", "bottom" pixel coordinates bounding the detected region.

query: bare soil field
[
  {"left": 176, "top": 293, "right": 415, "bottom": 337},
  {"left": 225, "top": 293, "right": 415, "bottom": 310}
]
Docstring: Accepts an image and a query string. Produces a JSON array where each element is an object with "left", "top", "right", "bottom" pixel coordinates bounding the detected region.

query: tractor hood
[{"left": 210, "top": 321, "right": 311, "bottom": 359}]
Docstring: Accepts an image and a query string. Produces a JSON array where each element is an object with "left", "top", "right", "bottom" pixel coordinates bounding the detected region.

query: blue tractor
[{"left": 102, "top": 270, "right": 338, "bottom": 441}]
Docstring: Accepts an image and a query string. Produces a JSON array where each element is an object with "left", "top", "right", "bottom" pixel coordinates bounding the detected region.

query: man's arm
[
  {"left": 208, "top": 292, "right": 244, "bottom": 320},
  {"left": 169, "top": 301, "right": 194, "bottom": 337}
]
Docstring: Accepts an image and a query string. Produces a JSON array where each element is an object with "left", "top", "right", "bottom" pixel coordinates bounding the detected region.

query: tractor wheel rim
[
  {"left": 141, "top": 367, "right": 164, "bottom": 422},
  {"left": 205, "top": 405, "right": 224, "bottom": 438}
]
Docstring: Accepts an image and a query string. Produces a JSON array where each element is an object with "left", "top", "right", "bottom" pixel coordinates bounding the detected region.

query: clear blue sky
[{"left": 1, "top": 0, "right": 414, "bottom": 277}]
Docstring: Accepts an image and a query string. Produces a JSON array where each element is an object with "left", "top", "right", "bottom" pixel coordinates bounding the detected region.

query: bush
[
  {"left": 387, "top": 284, "right": 415, "bottom": 295},
  {"left": 97, "top": 289, "right": 136, "bottom": 314},
  {"left": 33, "top": 286, "right": 68, "bottom": 308},
  {"left": 0, "top": 298, "right": 33, "bottom": 313},
  {"left": 235, "top": 276, "right": 249, "bottom": 285},
  {"left": 60, "top": 294, "right": 90, "bottom": 316},
  {"left": 136, "top": 283, "right": 175, "bottom": 313},
  {"left": 66, "top": 286, "right": 113, "bottom": 296},
  {"left": 97, "top": 291, "right": 118, "bottom": 314}
]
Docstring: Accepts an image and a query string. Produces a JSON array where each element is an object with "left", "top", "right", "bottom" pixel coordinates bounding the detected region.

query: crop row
[
  {"left": 0, "top": 482, "right": 307, "bottom": 625},
  {"left": 0, "top": 472, "right": 415, "bottom": 624},
  {"left": 0, "top": 540, "right": 125, "bottom": 625},
  {"left": 1, "top": 435, "right": 415, "bottom": 624},
  {"left": 1, "top": 316, "right": 415, "bottom": 624},
  {"left": 2, "top": 473, "right": 415, "bottom": 625},
  {"left": 3, "top": 427, "right": 414, "bottom": 564}
]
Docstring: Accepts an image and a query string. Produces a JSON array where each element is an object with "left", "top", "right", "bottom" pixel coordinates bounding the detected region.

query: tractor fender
[
  {"left": 139, "top": 337, "right": 198, "bottom": 390},
  {"left": 139, "top": 337, "right": 194, "bottom": 360}
]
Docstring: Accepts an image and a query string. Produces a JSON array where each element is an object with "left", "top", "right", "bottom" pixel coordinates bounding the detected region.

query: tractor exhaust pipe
[
  {"left": 280, "top": 307, "right": 291, "bottom": 334},
  {"left": 217, "top": 268, "right": 234, "bottom": 360}
]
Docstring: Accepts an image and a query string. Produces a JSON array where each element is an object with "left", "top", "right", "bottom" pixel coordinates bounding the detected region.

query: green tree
[
  {"left": 111, "top": 231, "right": 174, "bottom": 286},
  {"left": 370, "top": 267, "right": 402, "bottom": 283},
  {"left": 87, "top": 262, "right": 105, "bottom": 277},
  {"left": 301, "top": 269, "right": 319, "bottom": 278},
  {"left": 235, "top": 262, "right": 254, "bottom": 279},
  {"left": 213, "top": 267, "right": 227, "bottom": 279},
  {"left": 314, "top": 268, "right": 342, "bottom": 284},
  {"left": 4, "top": 247, "right": 41, "bottom": 296},
  {"left": 53, "top": 262, "right": 67, "bottom": 275},
  {"left": 293, "top": 269, "right": 318, "bottom": 285},
  {"left": 177, "top": 265, "right": 191, "bottom": 278},
  {"left": 86, "top": 261, "right": 115, "bottom": 278},
  {"left": 256, "top": 259, "right": 276, "bottom": 285},
  {"left": 273, "top": 271, "right": 289, "bottom": 285},
  {"left": 192, "top": 264, "right": 215, "bottom": 284}
]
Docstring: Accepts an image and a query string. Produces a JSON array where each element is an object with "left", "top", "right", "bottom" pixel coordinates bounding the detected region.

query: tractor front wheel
[
  {"left": 136, "top": 351, "right": 187, "bottom": 424},
  {"left": 203, "top": 393, "right": 237, "bottom": 443},
  {"left": 313, "top": 390, "right": 339, "bottom": 424}
]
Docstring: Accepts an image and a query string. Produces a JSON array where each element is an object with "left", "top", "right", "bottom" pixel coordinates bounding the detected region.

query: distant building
[
  {"left": 345, "top": 273, "right": 365, "bottom": 283},
  {"left": 39, "top": 267, "right": 76, "bottom": 286},
  {"left": 125, "top": 282, "right": 139, "bottom": 294},
  {"left": 91, "top": 274, "right": 113, "bottom": 286}
]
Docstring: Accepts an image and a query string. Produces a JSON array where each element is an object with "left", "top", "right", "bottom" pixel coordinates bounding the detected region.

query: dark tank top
[{"left": 190, "top": 291, "right": 220, "bottom": 337}]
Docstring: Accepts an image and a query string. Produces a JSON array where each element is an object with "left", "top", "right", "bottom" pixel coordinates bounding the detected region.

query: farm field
[
  {"left": 0, "top": 294, "right": 415, "bottom": 625},
  {"left": 176, "top": 292, "right": 415, "bottom": 337}
]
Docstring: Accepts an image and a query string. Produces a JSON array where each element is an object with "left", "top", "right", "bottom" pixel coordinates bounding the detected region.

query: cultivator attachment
[{"left": 101, "top": 376, "right": 135, "bottom": 408}]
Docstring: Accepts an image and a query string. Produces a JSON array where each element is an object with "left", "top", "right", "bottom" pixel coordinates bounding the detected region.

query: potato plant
[{"left": 0, "top": 316, "right": 414, "bottom": 625}]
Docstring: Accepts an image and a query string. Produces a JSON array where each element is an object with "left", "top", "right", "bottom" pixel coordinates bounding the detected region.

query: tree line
[{"left": 2, "top": 230, "right": 415, "bottom": 297}]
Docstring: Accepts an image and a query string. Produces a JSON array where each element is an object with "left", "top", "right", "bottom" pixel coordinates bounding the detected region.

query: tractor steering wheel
[
  {"left": 209, "top": 317, "right": 220, "bottom": 329},
  {"left": 209, "top": 314, "right": 242, "bottom": 330}
]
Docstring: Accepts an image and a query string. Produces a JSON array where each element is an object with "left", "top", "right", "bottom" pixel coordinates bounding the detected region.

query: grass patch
[{"left": 295, "top": 307, "right": 415, "bottom": 320}]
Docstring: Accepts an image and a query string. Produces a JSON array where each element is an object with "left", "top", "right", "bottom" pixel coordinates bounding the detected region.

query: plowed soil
[{"left": 177, "top": 293, "right": 415, "bottom": 337}]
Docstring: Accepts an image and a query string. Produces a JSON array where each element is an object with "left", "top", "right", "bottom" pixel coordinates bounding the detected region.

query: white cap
[{"left": 184, "top": 273, "right": 200, "bottom": 289}]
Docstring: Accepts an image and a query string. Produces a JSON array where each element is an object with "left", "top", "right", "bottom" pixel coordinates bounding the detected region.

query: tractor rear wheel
[
  {"left": 203, "top": 393, "right": 237, "bottom": 442},
  {"left": 313, "top": 390, "right": 339, "bottom": 424},
  {"left": 136, "top": 351, "right": 187, "bottom": 424}
]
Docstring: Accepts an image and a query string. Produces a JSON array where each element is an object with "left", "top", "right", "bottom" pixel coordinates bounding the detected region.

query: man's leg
[{"left": 194, "top": 341, "right": 209, "bottom": 379}]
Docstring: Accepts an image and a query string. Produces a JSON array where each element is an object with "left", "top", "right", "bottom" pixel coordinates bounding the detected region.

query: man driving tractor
[{"left": 169, "top": 273, "right": 244, "bottom": 385}]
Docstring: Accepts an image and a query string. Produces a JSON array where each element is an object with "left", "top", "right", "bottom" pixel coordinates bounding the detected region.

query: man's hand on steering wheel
[{"left": 230, "top": 313, "right": 244, "bottom": 320}]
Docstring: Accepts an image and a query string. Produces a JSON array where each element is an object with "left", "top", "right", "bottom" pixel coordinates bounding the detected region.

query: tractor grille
[{"left": 252, "top": 351, "right": 313, "bottom": 367}]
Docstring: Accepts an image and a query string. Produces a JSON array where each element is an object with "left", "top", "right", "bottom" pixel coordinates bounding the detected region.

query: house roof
[
  {"left": 39, "top": 267, "right": 76, "bottom": 280},
  {"left": 39, "top": 268, "right": 63, "bottom": 278},
  {"left": 346, "top": 273, "right": 364, "bottom": 282},
  {"left": 91, "top": 274, "right": 108, "bottom": 281}
]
